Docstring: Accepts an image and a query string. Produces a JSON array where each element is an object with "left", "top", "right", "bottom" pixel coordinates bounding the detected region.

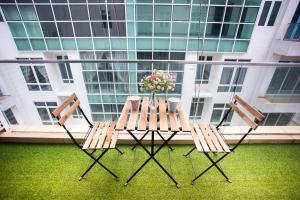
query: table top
[{"left": 116, "top": 97, "right": 191, "bottom": 132}]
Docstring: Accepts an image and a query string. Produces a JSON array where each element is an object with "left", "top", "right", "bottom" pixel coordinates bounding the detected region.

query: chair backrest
[
  {"left": 229, "top": 95, "right": 265, "bottom": 130},
  {"left": 52, "top": 93, "right": 83, "bottom": 126}
]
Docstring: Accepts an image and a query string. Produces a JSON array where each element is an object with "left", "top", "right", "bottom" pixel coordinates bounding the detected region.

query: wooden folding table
[{"left": 115, "top": 97, "right": 191, "bottom": 188}]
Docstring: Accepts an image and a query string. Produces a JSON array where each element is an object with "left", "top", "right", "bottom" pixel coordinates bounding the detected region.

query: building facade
[{"left": 0, "top": 0, "right": 299, "bottom": 128}]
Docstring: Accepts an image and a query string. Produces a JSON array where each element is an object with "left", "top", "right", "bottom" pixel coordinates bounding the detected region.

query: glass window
[
  {"left": 1, "top": 5, "right": 21, "bottom": 21},
  {"left": 207, "top": 6, "right": 224, "bottom": 22},
  {"left": 258, "top": 1, "right": 272, "bottom": 26},
  {"left": 57, "top": 56, "right": 73, "bottom": 83},
  {"left": 210, "top": 104, "right": 233, "bottom": 124},
  {"left": 205, "top": 23, "right": 221, "bottom": 37},
  {"left": 19, "top": 5, "right": 37, "bottom": 21},
  {"left": 154, "top": 22, "right": 170, "bottom": 36},
  {"left": 170, "top": 52, "right": 185, "bottom": 60},
  {"left": 45, "top": 39, "right": 61, "bottom": 50},
  {"left": 126, "top": 4, "right": 134, "bottom": 20},
  {"left": 107, "top": 4, "right": 125, "bottom": 20},
  {"left": 203, "top": 39, "right": 218, "bottom": 51},
  {"left": 89, "top": 4, "right": 106, "bottom": 20},
  {"left": 171, "top": 39, "right": 187, "bottom": 50},
  {"left": 281, "top": 68, "right": 300, "bottom": 93},
  {"left": 237, "top": 24, "right": 254, "bottom": 39},
  {"left": 35, "top": 102, "right": 57, "bottom": 124},
  {"left": 57, "top": 22, "right": 74, "bottom": 37},
  {"left": 173, "top": 6, "right": 190, "bottom": 21},
  {"left": 245, "top": 0, "right": 261, "bottom": 6},
  {"left": 189, "top": 98, "right": 204, "bottom": 119},
  {"left": 53, "top": 5, "right": 71, "bottom": 21},
  {"left": 210, "top": 0, "right": 226, "bottom": 4},
  {"left": 41, "top": 22, "right": 58, "bottom": 37},
  {"left": 91, "top": 22, "right": 108, "bottom": 37},
  {"left": 70, "top": 5, "right": 88, "bottom": 21},
  {"left": 73, "top": 22, "right": 91, "bottom": 37},
  {"left": 36, "top": 5, "right": 54, "bottom": 21},
  {"left": 227, "top": 0, "right": 243, "bottom": 5},
  {"left": 233, "top": 40, "right": 249, "bottom": 52},
  {"left": 191, "top": 6, "right": 207, "bottom": 21},
  {"left": 154, "top": 39, "right": 169, "bottom": 50},
  {"left": 241, "top": 7, "right": 259, "bottom": 23},
  {"left": 110, "top": 22, "right": 126, "bottom": 37},
  {"left": 94, "top": 38, "right": 110, "bottom": 50},
  {"left": 189, "top": 23, "right": 205, "bottom": 37},
  {"left": 155, "top": 5, "right": 172, "bottom": 21},
  {"left": 224, "top": 7, "right": 241, "bottom": 22},
  {"left": 30, "top": 39, "right": 47, "bottom": 50},
  {"left": 172, "top": 23, "right": 189, "bottom": 37},
  {"left": 8, "top": 22, "right": 27, "bottom": 37},
  {"left": 137, "top": 22, "right": 152, "bottom": 36},
  {"left": 267, "top": 1, "right": 282, "bottom": 26},
  {"left": 136, "top": 38, "right": 152, "bottom": 50},
  {"left": 61, "top": 39, "right": 76, "bottom": 50},
  {"left": 77, "top": 38, "right": 93, "bottom": 50},
  {"left": 218, "top": 40, "right": 233, "bottom": 52},
  {"left": 21, "top": 65, "right": 52, "bottom": 91},
  {"left": 220, "top": 67, "right": 233, "bottom": 84},
  {"left": 136, "top": 5, "right": 152, "bottom": 21},
  {"left": 3, "top": 108, "right": 18, "bottom": 125},
  {"left": 111, "top": 38, "right": 127, "bottom": 50},
  {"left": 221, "top": 24, "right": 237, "bottom": 38},
  {"left": 24, "top": 22, "right": 43, "bottom": 37},
  {"left": 15, "top": 39, "right": 31, "bottom": 50}
]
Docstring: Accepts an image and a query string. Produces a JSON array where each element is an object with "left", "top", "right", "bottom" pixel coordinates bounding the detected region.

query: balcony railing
[{"left": 0, "top": 59, "right": 299, "bottom": 132}]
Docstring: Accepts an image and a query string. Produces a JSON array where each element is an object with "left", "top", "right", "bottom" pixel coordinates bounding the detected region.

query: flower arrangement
[{"left": 139, "top": 70, "right": 175, "bottom": 93}]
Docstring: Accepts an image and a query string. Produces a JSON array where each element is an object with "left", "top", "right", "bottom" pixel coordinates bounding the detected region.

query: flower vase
[{"left": 149, "top": 92, "right": 158, "bottom": 110}]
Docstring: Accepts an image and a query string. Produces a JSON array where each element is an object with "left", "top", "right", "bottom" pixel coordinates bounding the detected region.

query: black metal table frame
[{"left": 124, "top": 129, "right": 180, "bottom": 188}]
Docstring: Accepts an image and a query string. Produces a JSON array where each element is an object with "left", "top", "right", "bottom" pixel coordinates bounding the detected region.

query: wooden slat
[
  {"left": 127, "top": 108, "right": 139, "bottom": 130},
  {"left": 229, "top": 102, "right": 258, "bottom": 129},
  {"left": 149, "top": 107, "right": 157, "bottom": 131},
  {"left": 204, "top": 124, "right": 223, "bottom": 152},
  {"left": 58, "top": 100, "right": 80, "bottom": 125},
  {"left": 89, "top": 123, "right": 105, "bottom": 149},
  {"left": 159, "top": 98, "right": 168, "bottom": 131},
  {"left": 234, "top": 95, "right": 265, "bottom": 121},
  {"left": 193, "top": 124, "right": 210, "bottom": 152},
  {"left": 199, "top": 124, "right": 217, "bottom": 152},
  {"left": 169, "top": 111, "right": 179, "bottom": 131},
  {"left": 103, "top": 122, "right": 116, "bottom": 148},
  {"left": 109, "top": 130, "right": 119, "bottom": 148},
  {"left": 138, "top": 97, "right": 149, "bottom": 131},
  {"left": 177, "top": 103, "right": 191, "bottom": 132},
  {"left": 190, "top": 125, "right": 203, "bottom": 152},
  {"left": 96, "top": 122, "right": 111, "bottom": 149},
  {"left": 209, "top": 124, "right": 231, "bottom": 152},
  {"left": 116, "top": 98, "right": 131, "bottom": 131},
  {"left": 82, "top": 122, "right": 100, "bottom": 149},
  {"left": 52, "top": 93, "right": 76, "bottom": 117}
]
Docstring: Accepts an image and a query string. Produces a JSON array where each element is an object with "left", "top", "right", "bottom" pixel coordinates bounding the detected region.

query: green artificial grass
[{"left": 0, "top": 143, "right": 299, "bottom": 199}]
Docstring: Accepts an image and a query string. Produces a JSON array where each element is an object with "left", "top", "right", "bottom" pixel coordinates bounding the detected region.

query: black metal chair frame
[
  {"left": 184, "top": 99, "right": 263, "bottom": 185},
  {"left": 53, "top": 98, "right": 123, "bottom": 181}
]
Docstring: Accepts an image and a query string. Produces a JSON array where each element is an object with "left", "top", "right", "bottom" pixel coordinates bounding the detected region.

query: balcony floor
[{"left": 0, "top": 144, "right": 299, "bottom": 199}]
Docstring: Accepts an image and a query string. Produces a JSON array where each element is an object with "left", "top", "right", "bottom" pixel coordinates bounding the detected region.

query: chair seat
[
  {"left": 82, "top": 122, "right": 119, "bottom": 150},
  {"left": 191, "top": 123, "right": 231, "bottom": 153}
]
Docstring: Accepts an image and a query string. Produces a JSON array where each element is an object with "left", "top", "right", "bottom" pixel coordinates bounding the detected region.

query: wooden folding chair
[
  {"left": 184, "top": 95, "right": 265, "bottom": 185},
  {"left": 51, "top": 93, "right": 123, "bottom": 181}
]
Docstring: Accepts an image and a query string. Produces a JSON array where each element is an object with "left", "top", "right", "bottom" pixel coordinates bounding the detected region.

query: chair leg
[
  {"left": 131, "top": 131, "right": 149, "bottom": 151},
  {"left": 184, "top": 146, "right": 196, "bottom": 157},
  {"left": 156, "top": 131, "right": 174, "bottom": 151},
  {"left": 191, "top": 152, "right": 231, "bottom": 185},
  {"left": 115, "top": 147, "right": 124, "bottom": 155}
]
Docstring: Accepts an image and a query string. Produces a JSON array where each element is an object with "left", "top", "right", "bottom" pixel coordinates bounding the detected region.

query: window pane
[
  {"left": 136, "top": 5, "right": 152, "bottom": 20},
  {"left": 281, "top": 68, "right": 300, "bottom": 93},
  {"left": 171, "top": 39, "right": 186, "bottom": 50},
  {"left": 237, "top": 24, "right": 254, "bottom": 39},
  {"left": 207, "top": 6, "right": 224, "bottom": 22},
  {"left": 205, "top": 23, "right": 221, "bottom": 37},
  {"left": 224, "top": 7, "right": 241, "bottom": 22},
  {"left": 153, "top": 39, "right": 169, "bottom": 50},
  {"left": 233, "top": 40, "right": 249, "bottom": 52},
  {"left": 154, "top": 22, "right": 170, "bottom": 36},
  {"left": 30, "top": 39, "right": 46, "bottom": 50},
  {"left": 232, "top": 67, "right": 247, "bottom": 84},
  {"left": 110, "top": 22, "right": 126, "bottom": 37},
  {"left": 61, "top": 39, "right": 76, "bottom": 50},
  {"left": 258, "top": 1, "right": 272, "bottom": 26},
  {"left": 155, "top": 5, "right": 172, "bottom": 21},
  {"left": 4, "top": 109, "right": 18, "bottom": 125},
  {"left": 53, "top": 5, "right": 71, "bottom": 21},
  {"left": 34, "top": 66, "right": 50, "bottom": 83},
  {"left": 204, "top": 39, "right": 218, "bottom": 51},
  {"left": 173, "top": 6, "right": 190, "bottom": 21},
  {"left": 265, "top": 113, "right": 280, "bottom": 125},
  {"left": 70, "top": 5, "right": 89, "bottom": 21},
  {"left": 8, "top": 22, "right": 27, "bottom": 37},
  {"left": 57, "top": 22, "right": 74, "bottom": 37},
  {"left": 137, "top": 22, "right": 152, "bottom": 36},
  {"left": 267, "top": 1, "right": 282, "bottom": 26},
  {"left": 73, "top": 22, "right": 91, "bottom": 37},
  {"left": 77, "top": 38, "right": 93, "bottom": 50},
  {"left": 91, "top": 22, "right": 108, "bottom": 37},
  {"left": 2, "top": 5, "right": 21, "bottom": 21},
  {"left": 15, "top": 39, "right": 31, "bottom": 50},
  {"left": 266, "top": 67, "right": 288, "bottom": 94},
  {"left": 36, "top": 5, "right": 54, "bottom": 21},
  {"left": 25, "top": 22, "right": 43, "bottom": 37},
  {"left": 111, "top": 38, "right": 126, "bottom": 50},
  {"left": 211, "top": 110, "right": 222, "bottom": 122},
  {"left": 107, "top": 4, "right": 125, "bottom": 20},
  {"left": 94, "top": 38, "right": 110, "bottom": 50},
  {"left": 277, "top": 113, "right": 294, "bottom": 125},
  {"left": 19, "top": 5, "right": 37, "bottom": 20},
  {"left": 189, "top": 23, "right": 205, "bottom": 37},
  {"left": 89, "top": 4, "right": 106, "bottom": 20},
  {"left": 241, "top": 7, "right": 259, "bottom": 23},
  {"left": 41, "top": 22, "right": 58, "bottom": 37},
  {"left": 45, "top": 39, "right": 61, "bottom": 50},
  {"left": 21, "top": 66, "right": 36, "bottom": 83},
  {"left": 172, "top": 23, "right": 189, "bottom": 37},
  {"left": 219, "top": 40, "right": 233, "bottom": 52},
  {"left": 170, "top": 52, "right": 185, "bottom": 60},
  {"left": 220, "top": 67, "right": 233, "bottom": 84},
  {"left": 191, "top": 6, "right": 207, "bottom": 21},
  {"left": 221, "top": 24, "right": 237, "bottom": 38},
  {"left": 37, "top": 108, "right": 50, "bottom": 121}
]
